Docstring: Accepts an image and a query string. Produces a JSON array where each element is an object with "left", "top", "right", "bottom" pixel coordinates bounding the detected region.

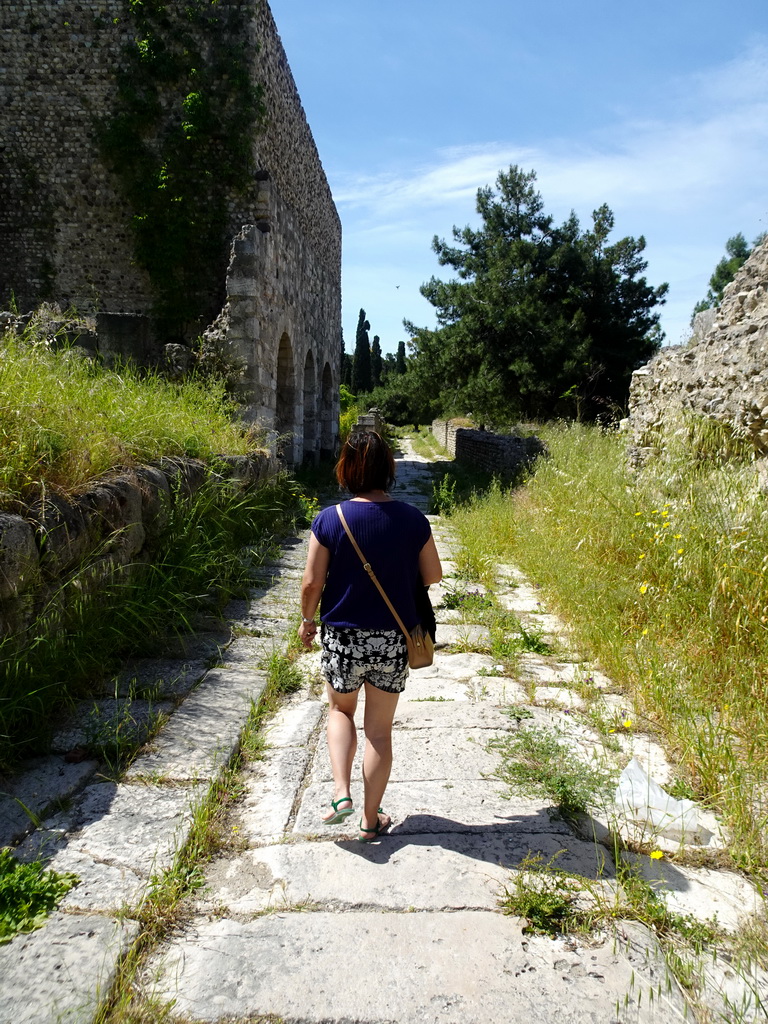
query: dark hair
[{"left": 336, "top": 430, "right": 395, "bottom": 493}]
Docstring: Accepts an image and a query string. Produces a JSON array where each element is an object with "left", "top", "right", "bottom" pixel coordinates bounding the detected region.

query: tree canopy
[{"left": 406, "top": 166, "right": 668, "bottom": 423}]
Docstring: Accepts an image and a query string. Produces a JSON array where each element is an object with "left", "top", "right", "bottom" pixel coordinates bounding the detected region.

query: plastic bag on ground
[{"left": 615, "top": 757, "right": 700, "bottom": 841}]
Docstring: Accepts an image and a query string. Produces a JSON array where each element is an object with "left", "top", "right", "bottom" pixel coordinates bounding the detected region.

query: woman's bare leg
[
  {"left": 361, "top": 682, "right": 400, "bottom": 834},
  {"left": 323, "top": 684, "right": 359, "bottom": 819}
]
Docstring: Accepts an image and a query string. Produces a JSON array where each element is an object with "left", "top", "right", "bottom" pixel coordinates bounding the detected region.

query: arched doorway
[
  {"left": 275, "top": 333, "right": 296, "bottom": 463},
  {"left": 302, "top": 350, "right": 317, "bottom": 464}
]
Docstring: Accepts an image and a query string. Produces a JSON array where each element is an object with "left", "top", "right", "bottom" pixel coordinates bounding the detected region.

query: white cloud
[{"left": 338, "top": 44, "right": 768, "bottom": 353}]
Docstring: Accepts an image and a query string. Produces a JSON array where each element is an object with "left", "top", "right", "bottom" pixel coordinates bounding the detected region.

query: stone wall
[
  {"left": 0, "top": 0, "right": 340, "bottom": 463},
  {"left": 432, "top": 419, "right": 544, "bottom": 474},
  {"left": 628, "top": 238, "right": 768, "bottom": 463},
  {"left": 0, "top": 452, "right": 277, "bottom": 638}
]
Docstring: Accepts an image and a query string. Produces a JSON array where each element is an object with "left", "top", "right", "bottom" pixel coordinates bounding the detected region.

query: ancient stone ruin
[
  {"left": 0, "top": 0, "right": 340, "bottom": 463},
  {"left": 628, "top": 237, "right": 768, "bottom": 465}
]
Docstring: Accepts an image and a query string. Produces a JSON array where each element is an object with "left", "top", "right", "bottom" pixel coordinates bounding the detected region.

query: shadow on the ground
[{"left": 334, "top": 811, "right": 692, "bottom": 894}]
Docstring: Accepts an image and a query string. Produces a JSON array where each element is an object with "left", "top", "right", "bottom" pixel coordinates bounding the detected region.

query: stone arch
[
  {"left": 320, "top": 361, "right": 334, "bottom": 459},
  {"left": 302, "top": 349, "right": 317, "bottom": 463},
  {"left": 275, "top": 332, "right": 296, "bottom": 463}
]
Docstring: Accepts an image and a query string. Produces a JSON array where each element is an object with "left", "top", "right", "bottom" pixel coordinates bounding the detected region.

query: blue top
[{"left": 311, "top": 499, "right": 432, "bottom": 630}]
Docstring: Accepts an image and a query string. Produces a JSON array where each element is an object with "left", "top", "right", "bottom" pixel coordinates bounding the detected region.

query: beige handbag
[{"left": 336, "top": 504, "right": 434, "bottom": 669}]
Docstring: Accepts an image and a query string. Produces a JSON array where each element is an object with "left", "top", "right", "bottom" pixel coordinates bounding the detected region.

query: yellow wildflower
[
  {"left": 623, "top": 719, "right": 632, "bottom": 729},
  {"left": 639, "top": 583, "right": 648, "bottom": 594},
  {"left": 650, "top": 850, "right": 663, "bottom": 860}
]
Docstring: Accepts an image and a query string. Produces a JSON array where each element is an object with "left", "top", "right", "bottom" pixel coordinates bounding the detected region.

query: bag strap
[{"left": 336, "top": 503, "right": 410, "bottom": 638}]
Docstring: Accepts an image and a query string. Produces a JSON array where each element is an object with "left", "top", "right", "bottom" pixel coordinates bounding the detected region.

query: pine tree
[
  {"left": 408, "top": 165, "right": 667, "bottom": 422},
  {"left": 352, "top": 308, "right": 372, "bottom": 393}
]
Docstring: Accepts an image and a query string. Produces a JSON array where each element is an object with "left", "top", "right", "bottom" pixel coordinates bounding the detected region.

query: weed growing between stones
[
  {"left": 0, "top": 848, "right": 78, "bottom": 942},
  {"left": 490, "top": 725, "right": 617, "bottom": 819},
  {"left": 498, "top": 852, "right": 588, "bottom": 936},
  {"left": 497, "top": 844, "right": 763, "bottom": 1020},
  {"left": 443, "top": 587, "right": 495, "bottom": 614}
]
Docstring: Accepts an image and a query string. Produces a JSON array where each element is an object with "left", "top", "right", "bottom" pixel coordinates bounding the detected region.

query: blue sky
[{"left": 269, "top": 1, "right": 768, "bottom": 356}]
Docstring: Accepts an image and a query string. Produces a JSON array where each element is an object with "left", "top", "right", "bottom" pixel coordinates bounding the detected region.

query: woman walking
[{"left": 298, "top": 430, "right": 442, "bottom": 841}]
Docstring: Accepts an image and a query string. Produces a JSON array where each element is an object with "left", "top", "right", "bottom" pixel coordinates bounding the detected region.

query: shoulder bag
[{"left": 336, "top": 503, "right": 434, "bottom": 669}]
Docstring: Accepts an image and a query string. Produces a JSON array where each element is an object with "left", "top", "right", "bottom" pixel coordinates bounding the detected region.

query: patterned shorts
[{"left": 320, "top": 624, "right": 408, "bottom": 694}]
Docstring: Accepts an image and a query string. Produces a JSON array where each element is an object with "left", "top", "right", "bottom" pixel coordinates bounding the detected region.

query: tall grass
[
  {"left": 0, "top": 474, "right": 314, "bottom": 769},
  {"left": 0, "top": 331, "right": 255, "bottom": 499},
  {"left": 448, "top": 419, "right": 768, "bottom": 872}
]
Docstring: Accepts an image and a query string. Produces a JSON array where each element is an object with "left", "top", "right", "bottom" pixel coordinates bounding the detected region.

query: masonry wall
[
  {"left": 432, "top": 420, "right": 544, "bottom": 475},
  {"left": 0, "top": 0, "right": 341, "bottom": 461},
  {"left": 627, "top": 238, "right": 768, "bottom": 464}
]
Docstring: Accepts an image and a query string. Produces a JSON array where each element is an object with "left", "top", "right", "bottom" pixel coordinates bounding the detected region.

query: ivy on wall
[{"left": 98, "top": 0, "right": 265, "bottom": 329}]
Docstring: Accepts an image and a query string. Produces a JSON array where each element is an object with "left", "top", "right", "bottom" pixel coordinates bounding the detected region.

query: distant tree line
[{"left": 341, "top": 308, "right": 407, "bottom": 393}]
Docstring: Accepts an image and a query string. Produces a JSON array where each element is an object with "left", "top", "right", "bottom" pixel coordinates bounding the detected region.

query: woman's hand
[{"left": 298, "top": 620, "right": 318, "bottom": 649}]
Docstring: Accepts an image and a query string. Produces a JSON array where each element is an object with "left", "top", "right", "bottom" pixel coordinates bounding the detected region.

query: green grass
[
  {"left": 447, "top": 418, "right": 768, "bottom": 875},
  {"left": 0, "top": 328, "right": 257, "bottom": 500}
]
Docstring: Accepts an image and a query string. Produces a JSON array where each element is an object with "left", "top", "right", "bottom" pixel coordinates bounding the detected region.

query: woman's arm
[
  {"left": 298, "top": 533, "right": 331, "bottom": 648},
  {"left": 418, "top": 533, "right": 442, "bottom": 585}
]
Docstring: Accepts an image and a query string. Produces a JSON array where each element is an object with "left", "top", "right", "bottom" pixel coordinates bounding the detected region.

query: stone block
[
  {"left": 0, "top": 912, "right": 140, "bottom": 1024},
  {"left": 60, "top": 780, "right": 206, "bottom": 876},
  {"left": 0, "top": 512, "right": 39, "bottom": 600},
  {"left": 124, "top": 667, "right": 268, "bottom": 782},
  {"left": 0, "top": 756, "right": 99, "bottom": 847},
  {"left": 150, "top": 913, "right": 686, "bottom": 1023}
]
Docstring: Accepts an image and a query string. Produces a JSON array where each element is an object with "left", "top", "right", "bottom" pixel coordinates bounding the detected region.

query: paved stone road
[{"left": 1, "top": 440, "right": 766, "bottom": 1023}]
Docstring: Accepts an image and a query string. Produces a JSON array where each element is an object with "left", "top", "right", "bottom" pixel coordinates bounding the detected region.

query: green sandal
[
  {"left": 323, "top": 796, "right": 355, "bottom": 825},
  {"left": 358, "top": 810, "right": 390, "bottom": 843}
]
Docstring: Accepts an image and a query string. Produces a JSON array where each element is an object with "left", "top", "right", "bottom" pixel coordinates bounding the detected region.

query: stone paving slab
[
  {"left": 0, "top": 912, "right": 140, "bottom": 1024},
  {"left": 112, "top": 656, "right": 210, "bottom": 698},
  {"left": 199, "top": 830, "right": 614, "bottom": 914},
  {"left": 293, "top": 779, "right": 575, "bottom": 837},
  {"left": 307, "top": 726, "right": 506, "bottom": 784},
  {"left": 53, "top": 780, "right": 206, "bottom": 878},
  {"left": 0, "top": 756, "right": 99, "bottom": 846},
  {"left": 462, "top": 674, "right": 531, "bottom": 704},
  {"left": 699, "top": 954, "right": 768, "bottom": 1022},
  {"left": 55, "top": 850, "right": 149, "bottom": 911},
  {"left": 534, "top": 685, "right": 587, "bottom": 710},
  {"left": 149, "top": 912, "right": 686, "bottom": 1023},
  {"left": 622, "top": 852, "right": 763, "bottom": 932},
  {"left": 393, "top": 700, "right": 516, "bottom": 730},
  {"left": 124, "top": 667, "right": 268, "bottom": 781},
  {"left": 435, "top": 622, "right": 492, "bottom": 648},
  {"left": 50, "top": 697, "right": 174, "bottom": 755},
  {"left": 237, "top": 746, "right": 313, "bottom": 840},
  {"left": 499, "top": 584, "right": 546, "bottom": 613},
  {"left": 515, "top": 653, "right": 581, "bottom": 685},
  {"left": 263, "top": 699, "right": 323, "bottom": 747}
]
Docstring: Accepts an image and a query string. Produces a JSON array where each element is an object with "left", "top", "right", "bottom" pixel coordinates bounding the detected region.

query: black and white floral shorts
[{"left": 320, "top": 624, "right": 408, "bottom": 694}]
